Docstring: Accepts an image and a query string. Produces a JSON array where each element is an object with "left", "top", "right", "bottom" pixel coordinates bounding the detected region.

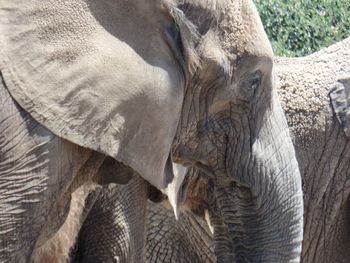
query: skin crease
[{"left": 0, "top": 0, "right": 303, "bottom": 262}]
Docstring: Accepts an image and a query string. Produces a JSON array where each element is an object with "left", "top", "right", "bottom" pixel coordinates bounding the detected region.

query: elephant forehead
[
  {"left": 218, "top": 0, "right": 273, "bottom": 60},
  {"left": 175, "top": 0, "right": 272, "bottom": 60}
]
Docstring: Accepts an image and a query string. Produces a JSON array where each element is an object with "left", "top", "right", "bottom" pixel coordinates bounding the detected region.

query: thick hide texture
[{"left": 0, "top": 0, "right": 185, "bottom": 200}]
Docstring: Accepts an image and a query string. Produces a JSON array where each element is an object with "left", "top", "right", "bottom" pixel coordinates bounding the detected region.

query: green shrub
[{"left": 254, "top": 0, "right": 350, "bottom": 57}]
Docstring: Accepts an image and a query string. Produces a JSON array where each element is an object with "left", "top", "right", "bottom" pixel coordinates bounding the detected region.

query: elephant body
[
  {"left": 0, "top": 0, "right": 303, "bottom": 262},
  {"left": 73, "top": 176, "right": 148, "bottom": 263},
  {"left": 145, "top": 201, "right": 215, "bottom": 263}
]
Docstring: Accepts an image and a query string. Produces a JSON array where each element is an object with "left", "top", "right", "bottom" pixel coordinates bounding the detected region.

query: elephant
[
  {"left": 0, "top": 0, "right": 304, "bottom": 262},
  {"left": 38, "top": 36, "right": 350, "bottom": 263}
]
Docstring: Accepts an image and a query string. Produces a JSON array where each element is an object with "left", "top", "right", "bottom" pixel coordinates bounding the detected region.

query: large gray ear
[
  {"left": 0, "top": 0, "right": 192, "bottom": 202},
  {"left": 329, "top": 74, "right": 350, "bottom": 138}
]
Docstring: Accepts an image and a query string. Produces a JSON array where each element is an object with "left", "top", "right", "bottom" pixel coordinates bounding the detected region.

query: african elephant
[{"left": 0, "top": 0, "right": 303, "bottom": 262}]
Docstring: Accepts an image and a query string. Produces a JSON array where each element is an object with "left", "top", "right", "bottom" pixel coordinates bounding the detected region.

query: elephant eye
[
  {"left": 240, "top": 71, "right": 262, "bottom": 100},
  {"left": 249, "top": 71, "right": 262, "bottom": 92}
]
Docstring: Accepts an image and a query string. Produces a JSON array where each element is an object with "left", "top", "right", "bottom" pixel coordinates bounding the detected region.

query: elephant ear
[
  {"left": 0, "top": 0, "right": 196, "bottom": 209},
  {"left": 329, "top": 74, "right": 350, "bottom": 138}
]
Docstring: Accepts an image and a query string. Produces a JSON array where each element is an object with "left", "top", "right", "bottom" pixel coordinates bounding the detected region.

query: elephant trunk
[{"left": 215, "top": 91, "right": 304, "bottom": 262}]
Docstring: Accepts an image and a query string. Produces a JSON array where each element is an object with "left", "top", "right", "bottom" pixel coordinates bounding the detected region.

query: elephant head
[
  {"left": 0, "top": 0, "right": 303, "bottom": 261},
  {"left": 169, "top": 1, "right": 304, "bottom": 262}
]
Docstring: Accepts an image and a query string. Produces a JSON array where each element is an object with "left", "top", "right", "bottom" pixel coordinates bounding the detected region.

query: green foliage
[{"left": 254, "top": 0, "right": 350, "bottom": 57}]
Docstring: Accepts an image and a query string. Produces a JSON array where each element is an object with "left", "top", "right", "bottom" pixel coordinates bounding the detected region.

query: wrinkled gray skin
[
  {"left": 0, "top": 0, "right": 303, "bottom": 262},
  {"left": 145, "top": 201, "right": 215, "bottom": 263},
  {"left": 73, "top": 176, "right": 148, "bottom": 263}
]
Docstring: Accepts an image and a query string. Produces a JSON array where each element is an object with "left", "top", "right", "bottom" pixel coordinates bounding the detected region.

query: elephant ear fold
[
  {"left": 0, "top": 0, "right": 191, "bottom": 209},
  {"left": 329, "top": 75, "right": 350, "bottom": 138}
]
